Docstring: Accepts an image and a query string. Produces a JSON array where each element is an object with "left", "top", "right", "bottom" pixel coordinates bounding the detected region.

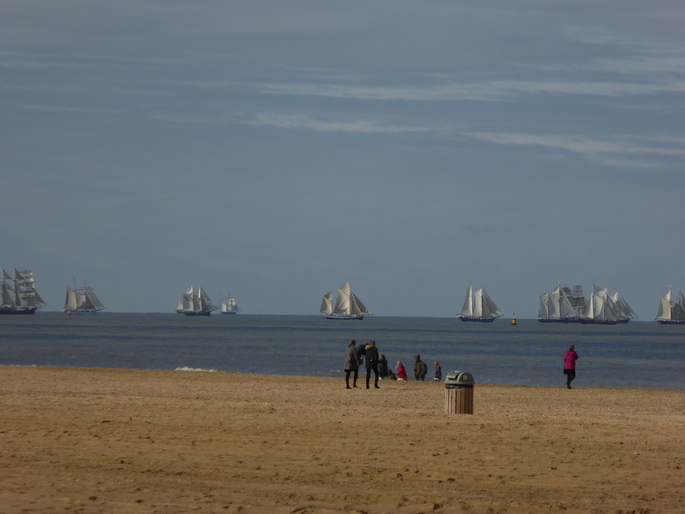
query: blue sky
[{"left": 1, "top": 1, "right": 684, "bottom": 317}]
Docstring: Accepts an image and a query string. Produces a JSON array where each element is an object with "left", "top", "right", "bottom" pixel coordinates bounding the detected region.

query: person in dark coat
[
  {"left": 364, "top": 341, "right": 380, "bottom": 389},
  {"left": 344, "top": 340, "right": 360, "bottom": 389},
  {"left": 378, "top": 354, "right": 389, "bottom": 379},
  {"left": 414, "top": 354, "right": 428, "bottom": 381},
  {"left": 433, "top": 361, "right": 442, "bottom": 381}
]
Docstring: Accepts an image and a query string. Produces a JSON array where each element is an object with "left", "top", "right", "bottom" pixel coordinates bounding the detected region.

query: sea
[{"left": 0, "top": 313, "right": 683, "bottom": 390}]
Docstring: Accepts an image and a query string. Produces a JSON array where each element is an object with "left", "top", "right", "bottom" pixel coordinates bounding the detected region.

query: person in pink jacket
[
  {"left": 564, "top": 345, "right": 579, "bottom": 389},
  {"left": 396, "top": 361, "right": 408, "bottom": 381}
]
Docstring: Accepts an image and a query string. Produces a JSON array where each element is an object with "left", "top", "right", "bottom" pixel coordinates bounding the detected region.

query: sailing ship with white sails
[
  {"left": 220, "top": 293, "right": 240, "bottom": 314},
  {"left": 655, "top": 287, "right": 685, "bottom": 324},
  {"left": 538, "top": 285, "right": 578, "bottom": 322},
  {"left": 0, "top": 268, "right": 46, "bottom": 315},
  {"left": 580, "top": 284, "right": 637, "bottom": 324},
  {"left": 64, "top": 281, "right": 104, "bottom": 314},
  {"left": 457, "top": 282, "right": 502, "bottom": 322},
  {"left": 320, "top": 282, "right": 373, "bottom": 320},
  {"left": 176, "top": 285, "right": 217, "bottom": 316}
]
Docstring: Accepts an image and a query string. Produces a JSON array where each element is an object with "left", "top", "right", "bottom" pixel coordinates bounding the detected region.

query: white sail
[
  {"left": 320, "top": 292, "right": 333, "bottom": 315},
  {"left": 459, "top": 282, "right": 474, "bottom": 318},
  {"left": 656, "top": 288, "right": 671, "bottom": 320},
  {"left": 333, "top": 282, "right": 352, "bottom": 315},
  {"left": 538, "top": 293, "right": 550, "bottom": 319}
]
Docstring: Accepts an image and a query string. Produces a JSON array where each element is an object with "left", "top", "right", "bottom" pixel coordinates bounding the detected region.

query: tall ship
[
  {"left": 457, "top": 282, "right": 502, "bottom": 322},
  {"left": 580, "top": 284, "right": 637, "bottom": 324},
  {"left": 220, "top": 293, "right": 240, "bottom": 314},
  {"left": 64, "top": 282, "right": 105, "bottom": 314},
  {"left": 176, "top": 285, "right": 217, "bottom": 316},
  {"left": 538, "top": 285, "right": 578, "bottom": 323},
  {"left": 655, "top": 287, "right": 685, "bottom": 324},
  {"left": 0, "top": 268, "right": 46, "bottom": 315},
  {"left": 320, "top": 282, "right": 373, "bottom": 320}
]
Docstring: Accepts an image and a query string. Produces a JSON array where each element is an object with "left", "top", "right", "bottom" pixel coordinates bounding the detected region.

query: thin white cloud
[
  {"left": 463, "top": 132, "right": 685, "bottom": 158},
  {"left": 157, "top": 112, "right": 450, "bottom": 136},
  {"left": 259, "top": 78, "right": 685, "bottom": 102}
]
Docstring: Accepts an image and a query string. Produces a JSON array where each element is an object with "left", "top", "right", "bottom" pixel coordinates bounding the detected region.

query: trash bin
[{"left": 444, "top": 371, "right": 474, "bottom": 414}]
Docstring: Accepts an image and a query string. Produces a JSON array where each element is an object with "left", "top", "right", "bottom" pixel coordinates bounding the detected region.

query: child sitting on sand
[{"left": 396, "top": 361, "right": 407, "bottom": 380}]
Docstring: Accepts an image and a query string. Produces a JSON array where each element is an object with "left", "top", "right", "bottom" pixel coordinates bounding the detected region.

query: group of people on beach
[
  {"left": 345, "top": 340, "right": 580, "bottom": 390},
  {"left": 343, "top": 340, "right": 442, "bottom": 389}
]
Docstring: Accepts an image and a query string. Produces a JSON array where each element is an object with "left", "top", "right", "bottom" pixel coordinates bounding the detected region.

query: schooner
[
  {"left": 457, "top": 282, "right": 503, "bottom": 322},
  {"left": 655, "top": 287, "right": 685, "bottom": 324},
  {"left": 64, "top": 282, "right": 105, "bottom": 314},
  {"left": 320, "top": 282, "right": 373, "bottom": 320}
]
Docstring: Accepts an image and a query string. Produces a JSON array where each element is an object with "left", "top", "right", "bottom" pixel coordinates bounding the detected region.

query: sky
[{"left": 1, "top": 1, "right": 684, "bottom": 318}]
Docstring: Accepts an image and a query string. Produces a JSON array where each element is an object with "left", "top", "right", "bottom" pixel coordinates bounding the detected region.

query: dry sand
[{"left": 0, "top": 366, "right": 683, "bottom": 513}]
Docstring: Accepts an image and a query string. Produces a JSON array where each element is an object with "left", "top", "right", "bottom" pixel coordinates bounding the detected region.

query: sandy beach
[{"left": 1, "top": 366, "right": 683, "bottom": 513}]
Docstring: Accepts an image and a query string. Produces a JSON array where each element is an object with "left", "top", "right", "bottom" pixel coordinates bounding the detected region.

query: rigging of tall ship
[
  {"left": 579, "top": 283, "right": 637, "bottom": 325},
  {"left": 0, "top": 268, "right": 46, "bottom": 315},
  {"left": 176, "top": 285, "right": 217, "bottom": 316},
  {"left": 538, "top": 284, "right": 586, "bottom": 323},
  {"left": 63, "top": 281, "right": 105, "bottom": 314},
  {"left": 457, "top": 282, "right": 502, "bottom": 322},
  {"left": 221, "top": 293, "right": 240, "bottom": 314},
  {"left": 320, "top": 282, "right": 373, "bottom": 320},
  {"left": 655, "top": 287, "right": 685, "bottom": 325}
]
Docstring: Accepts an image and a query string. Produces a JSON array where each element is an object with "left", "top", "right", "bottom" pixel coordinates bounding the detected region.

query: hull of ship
[
  {"left": 324, "top": 314, "right": 364, "bottom": 320},
  {"left": 538, "top": 318, "right": 580, "bottom": 323},
  {"left": 657, "top": 319, "right": 685, "bottom": 325},
  {"left": 458, "top": 316, "right": 496, "bottom": 323},
  {"left": 0, "top": 307, "right": 38, "bottom": 315},
  {"left": 64, "top": 309, "right": 100, "bottom": 315},
  {"left": 579, "top": 319, "right": 617, "bottom": 325},
  {"left": 178, "top": 310, "right": 212, "bottom": 317},
  {"left": 221, "top": 310, "right": 238, "bottom": 315}
]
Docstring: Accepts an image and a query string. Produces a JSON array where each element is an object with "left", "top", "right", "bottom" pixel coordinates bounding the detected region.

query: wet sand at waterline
[{"left": 1, "top": 367, "right": 683, "bottom": 513}]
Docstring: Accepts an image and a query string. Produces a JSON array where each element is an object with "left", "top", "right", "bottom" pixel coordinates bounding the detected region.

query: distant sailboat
[
  {"left": 457, "top": 282, "right": 502, "bottom": 322},
  {"left": 176, "top": 285, "right": 217, "bottom": 316},
  {"left": 579, "top": 284, "right": 636, "bottom": 324},
  {"left": 655, "top": 287, "right": 685, "bottom": 325},
  {"left": 0, "top": 268, "right": 46, "bottom": 315},
  {"left": 320, "top": 282, "right": 373, "bottom": 320},
  {"left": 538, "top": 285, "right": 578, "bottom": 323},
  {"left": 64, "top": 281, "right": 104, "bottom": 314},
  {"left": 221, "top": 293, "right": 240, "bottom": 314}
]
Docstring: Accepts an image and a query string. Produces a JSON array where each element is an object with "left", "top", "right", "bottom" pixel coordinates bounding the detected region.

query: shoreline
[{"left": 2, "top": 366, "right": 684, "bottom": 512}]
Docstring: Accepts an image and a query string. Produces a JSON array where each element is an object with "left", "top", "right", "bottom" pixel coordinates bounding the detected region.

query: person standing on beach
[
  {"left": 413, "top": 354, "right": 427, "bottom": 381},
  {"left": 344, "top": 340, "right": 360, "bottom": 389},
  {"left": 433, "top": 361, "right": 442, "bottom": 382},
  {"left": 564, "top": 345, "right": 579, "bottom": 389},
  {"left": 364, "top": 341, "right": 380, "bottom": 389}
]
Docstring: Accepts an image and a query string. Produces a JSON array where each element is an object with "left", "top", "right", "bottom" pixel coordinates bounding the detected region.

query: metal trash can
[{"left": 444, "top": 371, "right": 474, "bottom": 414}]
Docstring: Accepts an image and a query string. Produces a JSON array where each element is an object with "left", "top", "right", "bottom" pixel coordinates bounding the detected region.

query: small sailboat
[
  {"left": 655, "top": 287, "right": 685, "bottom": 324},
  {"left": 221, "top": 293, "right": 240, "bottom": 314},
  {"left": 457, "top": 282, "right": 502, "bottom": 322},
  {"left": 320, "top": 282, "right": 373, "bottom": 320},
  {"left": 176, "top": 285, "right": 217, "bottom": 316},
  {"left": 64, "top": 281, "right": 104, "bottom": 314},
  {"left": 511, "top": 313, "right": 517, "bottom": 326},
  {"left": 0, "top": 268, "right": 46, "bottom": 315}
]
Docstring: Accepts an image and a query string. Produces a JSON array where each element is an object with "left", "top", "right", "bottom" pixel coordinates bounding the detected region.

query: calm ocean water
[{"left": 0, "top": 313, "right": 683, "bottom": 389}]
